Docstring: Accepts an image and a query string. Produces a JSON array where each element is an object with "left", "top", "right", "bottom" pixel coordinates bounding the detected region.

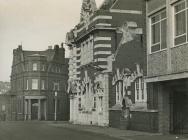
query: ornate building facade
[
  {"left": 67, "top": 0, "right": 112, "bottom": 126},
  {"left": 10, "top": 45, "right": 69, "bottom": 121},
  {"left": 66, "top": 0, "right": 149, "bottom": 128}
]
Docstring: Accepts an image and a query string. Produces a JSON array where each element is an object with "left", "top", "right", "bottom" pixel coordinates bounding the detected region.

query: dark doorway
[
  {"left": 172, "top": 92, "right": 188, "bottom": 134},
  {"left": 31, "top": 100, "right": 38, "bottom": 120}
]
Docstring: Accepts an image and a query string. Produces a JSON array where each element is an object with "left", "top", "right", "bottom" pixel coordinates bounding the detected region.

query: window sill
[
  {"left": 149, "top": 48, "right": 167, "bottom": 55},
  {"left": 172, "top": 42, "right": 188, "bottom": 49}
]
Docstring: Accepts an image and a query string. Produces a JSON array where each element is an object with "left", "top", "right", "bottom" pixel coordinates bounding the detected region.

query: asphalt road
[{"left": 0, "top": 122, "right": 121, "bottom": 140}]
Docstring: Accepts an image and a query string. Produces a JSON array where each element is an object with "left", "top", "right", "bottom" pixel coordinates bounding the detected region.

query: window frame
[
  {"left": 32, "top": 63, "right": 38, "bottom": 71},
  {"left": 150, "top": 10, "right": 167, "bottom": 53},
  {"left": 53, "top": 82, "right": 60, "bottom": 91},
  {"left": 115, "top": 80, "right": 123, "bottom": 104},
  {"left": 26, "top": 79, "right": 29, "bottom": 90},
  {"left": 135, "top": 77, "right": 146, "bottom": 103},
  {"left": 173, "top": 0, "right": 188, "bottom": 47},
  {"left": 31, "top": 79, "right": 39, "bottom": 90},
  {"left": 93, "top": 97, "right": 96, "bottom": 109},
  {"left": 80, "top": 36, "right": 94, "bottom": 66},
  {"left": 41, "top": 80, "right": 45, "bottom": 90},
  {"left": 78, "top": 97, "right": 82, "bottom": 110}
]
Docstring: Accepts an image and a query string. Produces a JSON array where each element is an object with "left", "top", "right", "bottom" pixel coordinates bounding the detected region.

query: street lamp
[{"left": 54, "top": 91, "right": 58, "bottom": 121}]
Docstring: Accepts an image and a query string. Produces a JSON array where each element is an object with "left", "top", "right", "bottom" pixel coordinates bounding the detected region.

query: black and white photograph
[{"left": 0, "top": 0, "right": 188, "bottom": 139}]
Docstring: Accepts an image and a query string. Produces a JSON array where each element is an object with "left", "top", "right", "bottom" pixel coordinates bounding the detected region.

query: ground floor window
[
  {"left": 115, "top": 81, "right": 123, "bottom": 104},
  {"left": 135, "top": 77, "right": 147, "bottom": 102},
  {"left": 78, "top": 98, "right": 82, "bottom": 111}
]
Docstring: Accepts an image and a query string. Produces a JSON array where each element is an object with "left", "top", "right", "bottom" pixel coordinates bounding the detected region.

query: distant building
[
  {"left": 10, "top": 45, "right": 69, "bottom": 121},
  {"left": 146, "top": 0, "right": 188, "bottom": 134},
  {"left": 0, "top": 93, "right": 13, "bottom": 121},
  {"left": 0, "top": 81, "right": 10, "bottom": 94}
]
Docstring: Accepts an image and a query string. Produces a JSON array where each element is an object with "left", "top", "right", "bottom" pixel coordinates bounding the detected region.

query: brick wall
[
  {"left": 147, "top": 0, "right": 166, "bottom": 14},
  {"left": 130, "top": 111, "right": 158, "bottom": 132}
]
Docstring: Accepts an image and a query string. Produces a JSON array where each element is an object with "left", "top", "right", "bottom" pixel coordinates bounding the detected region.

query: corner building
[
  {"left": 67, "top": 0, "right": 147, "bottom": 127},
  {"left": 10, "top": 45, "right": 69, "bottom": 121},
  {"left": 146, "top": 0, "right": 188, "bottom": 134}
]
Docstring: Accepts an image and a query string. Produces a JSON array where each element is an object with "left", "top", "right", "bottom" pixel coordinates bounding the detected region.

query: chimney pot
[{"left": 48, "top": 46, "right": 52, "bottom": 50}]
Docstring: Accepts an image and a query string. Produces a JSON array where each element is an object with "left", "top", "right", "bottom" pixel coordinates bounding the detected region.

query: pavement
[
  {"left": 0, "top": 121, "right": 188, "bottom": 140},
  {"left": 48, "top": 121, "right": 188, "bottom": 140}
]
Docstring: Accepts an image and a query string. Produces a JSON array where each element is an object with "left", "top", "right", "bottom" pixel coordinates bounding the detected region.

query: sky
[{"left": 0, "top": 0, "right": 104, "bottom": 82}]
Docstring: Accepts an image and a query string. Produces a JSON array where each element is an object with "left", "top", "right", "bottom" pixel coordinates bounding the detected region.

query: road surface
[{"left": 0, "top": 121, "right": 121, "bottom": 140}]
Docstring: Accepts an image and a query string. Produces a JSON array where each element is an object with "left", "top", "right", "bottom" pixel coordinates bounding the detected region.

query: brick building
[
  {"left": 66, "top": 0, "right": 151, "bottom": 128},
  {"left": 146, "top": 0, "right": 188, "bottom": 134},
  {"left": 10, "top": 45, "right": 69, "bottom": 121},
  {"left": 104, "top": 0, "right": 158, "bottom": 132},
  {"left": 67, "top": 0, "right": 112, "bottom": 126}
]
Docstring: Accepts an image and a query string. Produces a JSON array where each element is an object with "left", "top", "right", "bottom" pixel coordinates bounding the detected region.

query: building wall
[
  {"left": 0, "top": 94, "right": 12, "bottom": 121},
  {"left": 146, "top": 0, "right": 188, "bottom": 134},
  {"left": 67, "top": 0, "right": 148, "bottom": 129},
  {"left": 147, "top": 0, "right": 188, "bottom": 78},
  {"left": 10, "top": 45, "right": 69, "bottom": 121},
  {"left": 69, "top": 73, "right": 110, "bottom": 126}
]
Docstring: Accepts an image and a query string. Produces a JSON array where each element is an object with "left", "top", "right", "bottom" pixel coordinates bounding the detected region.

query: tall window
[
  {"left": 93, "top": 97, "right": 96, "bottom": 109},
  {"left": 174, "top": 0, "right": 188, "bottom": 45},
  {"left": 80, "top": 37, "right": 94, "bottom": 65},
  {"left": 150, "top": 10, "right": 167, "bottom": 53},
  {"left": 2, "top": 105, "right": 5, "bottom": 111},
  {"left": 26, "top": 79, "right": 29, "bottom": 90},
  {"left": 115, "top": 81, "right": 123, "bottom": 104},
  {"left": 141, "top": 79, "right": 144, "bottom": 100},
  {"left": 136, "top": 79, "right": 139, "bottom": 100},
  {"left": 99, "top": 96, "right": 103, "bottom": 112},
  {"left": 32, "top": 63, "right": 37, "bottom": 71},
  {"left": 41, "top": 80, "right": 45, "bottom": 90},
  {"left": 78, "top": 98, "right": 81, "bottom": 110},
  {"left": 32, "top": 79, "right": 38, "bottom": 90},
  {"left": 135, "top": 77, "right": 146, "bottom": 102},
  {"left": 41, "top": 64, "right": 45, "bottom": 71},
  {"left": 53, "top": 82, "right": 60, "bottom": 91}
]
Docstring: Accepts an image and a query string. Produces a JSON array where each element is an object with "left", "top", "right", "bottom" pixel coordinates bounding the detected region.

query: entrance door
[
  {"left": 173, "top": 92, "right": 188, "bottom": 134},
  {"left": 31, "top": 101, "right": 38, "bottom": 120}
]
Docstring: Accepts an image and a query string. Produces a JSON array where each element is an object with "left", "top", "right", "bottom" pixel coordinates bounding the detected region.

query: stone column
[
  {"left": 28, "top": 99, "right": 31, "bottom": 120},
  {"left": 54, "top": 97, "right": 57, "bottom": 121},
  {"left": 24, "top": 100, "right": 28, "bottom": 120},
  {"left": 44, "top": 100, "right": 47, "bottom": 121},
  {"left": 38, "top": 99, "right": 41, "bottom": 120}
]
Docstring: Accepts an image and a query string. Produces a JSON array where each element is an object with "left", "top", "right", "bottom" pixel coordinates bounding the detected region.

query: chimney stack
[{"left": 48, "top": 46, "right": 52, "bottom": 50}]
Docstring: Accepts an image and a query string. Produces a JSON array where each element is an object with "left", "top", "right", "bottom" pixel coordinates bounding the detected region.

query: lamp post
[{"left": 54, "top": 91, "right": 57, "bottom": 121}]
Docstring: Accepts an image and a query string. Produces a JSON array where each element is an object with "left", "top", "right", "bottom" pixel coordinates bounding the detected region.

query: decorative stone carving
[
  {"left": 112, "top": 64, "right": 143, "bottom": 111},
  {"left": 80, "top": 0, "right": 97, "bottom": 29},
  {"left": 112, "top": 64, "right": 143, "bottom": 86}
]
